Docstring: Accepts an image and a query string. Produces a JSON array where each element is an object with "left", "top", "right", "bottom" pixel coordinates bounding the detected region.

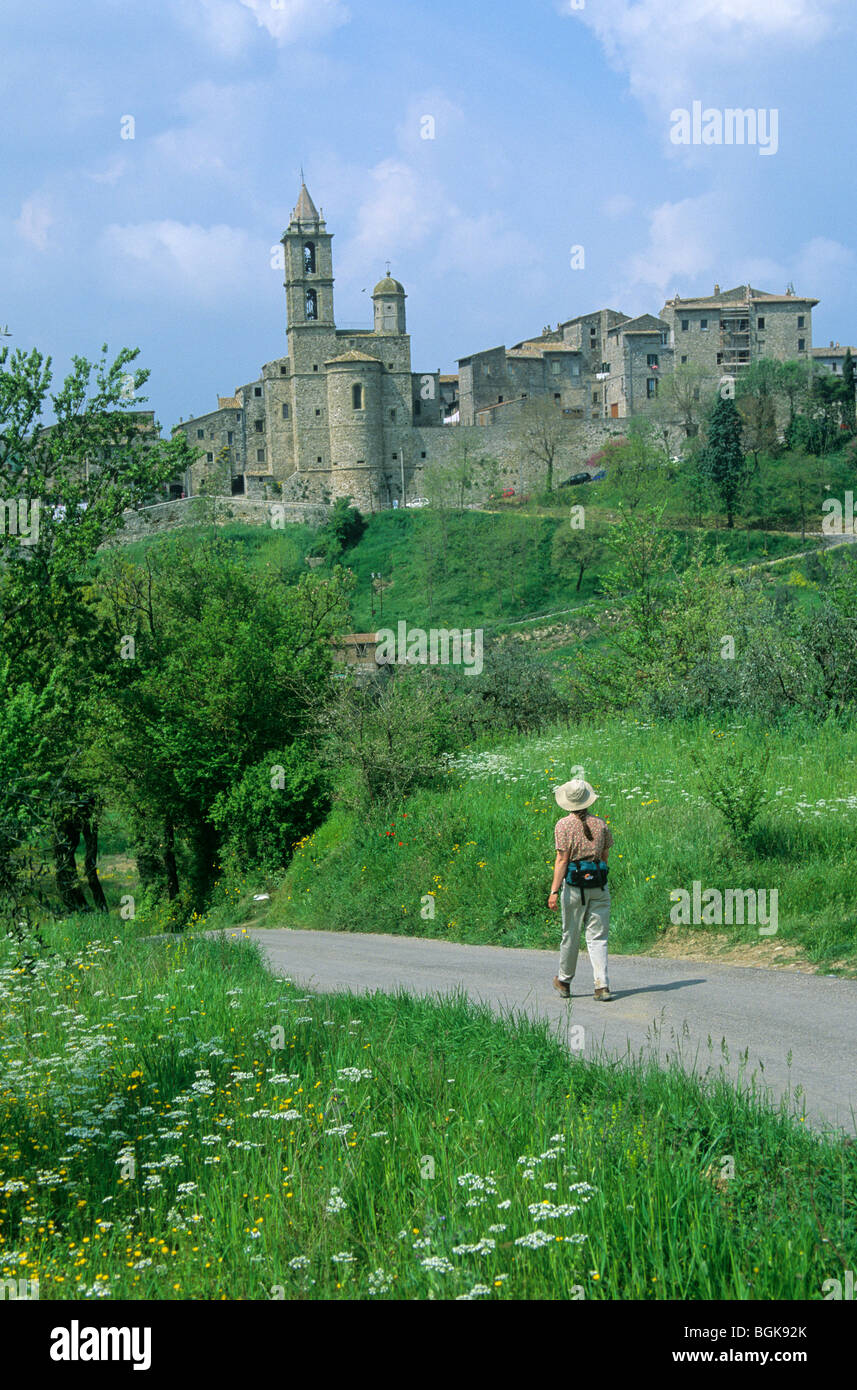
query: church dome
[{"left": 372, "top": 275, "right": 406, "bottom": 296}]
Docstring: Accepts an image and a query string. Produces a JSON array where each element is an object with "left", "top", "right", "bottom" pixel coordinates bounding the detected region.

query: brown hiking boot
[
  {"left": 553, "top": 976, "right": 571, "bottom": 999},
  {"left": 594, "top": 987, "right": 613, "bottom": 1002}
]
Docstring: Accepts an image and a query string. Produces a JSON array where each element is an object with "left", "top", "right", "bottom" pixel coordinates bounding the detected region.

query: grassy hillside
[
  {"left": 1, "top": 922, "right": 853, "bottom": 1300},
  {"left": 231, "top": 715, "right": 857, "bottom": 974},
  {"left": 114, "top": 510, "right": 816, "bottom": 636}
]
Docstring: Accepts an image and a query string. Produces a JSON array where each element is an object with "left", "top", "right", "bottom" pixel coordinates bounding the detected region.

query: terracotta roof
[
  {"left": 334, "top": 633, "right": 378, "bottom": 644},
  {"left": 811, "top": 345, "right": 854, "bottom": 355},
  {"left": 439, "top": 374, "right": 458, "bottom": 382},
  {"left": 218, "top": 396, "right": 240, "bottom": 408}
]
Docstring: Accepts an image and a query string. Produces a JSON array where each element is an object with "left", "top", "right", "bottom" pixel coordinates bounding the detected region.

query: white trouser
[{"left": 559, "top": 882, "right": 610, "bottom": 990}]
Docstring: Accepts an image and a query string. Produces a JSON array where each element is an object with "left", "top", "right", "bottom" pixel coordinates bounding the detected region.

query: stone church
[
  {"left": 173, "top": 182, "right": 461, "bottom": 510},
  {"left": 172, "top": 181, "right": 824, "bottom": 510}
]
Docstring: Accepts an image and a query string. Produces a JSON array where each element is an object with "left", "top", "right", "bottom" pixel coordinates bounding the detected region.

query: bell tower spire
[{"left": 281, "top": 180, "right": 335, "bottom": 340}]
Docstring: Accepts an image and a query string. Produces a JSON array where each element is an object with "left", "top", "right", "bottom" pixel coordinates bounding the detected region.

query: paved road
[{"left": 216, "top": 927, "right": 857, "bottom": 1137}]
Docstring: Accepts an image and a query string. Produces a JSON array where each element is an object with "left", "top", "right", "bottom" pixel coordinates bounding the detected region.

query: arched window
[
  {"left": 352, "top": 383, "right": 363, "bottom": 410},
  {"left": 304, "top": 242, "right": 316, "bottom": 274},
  {"left": 305, "top": 289, "right": 317, "bottom": 320}
]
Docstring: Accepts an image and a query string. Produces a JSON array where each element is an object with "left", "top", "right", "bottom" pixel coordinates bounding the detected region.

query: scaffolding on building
[{"left": 719, "top": 309, "right": 752, "bottom": 371}]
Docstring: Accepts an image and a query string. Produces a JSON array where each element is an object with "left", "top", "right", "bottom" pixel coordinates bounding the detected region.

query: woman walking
[{"left": 547, "top": 777, "right": 613, "bottom": 1001}]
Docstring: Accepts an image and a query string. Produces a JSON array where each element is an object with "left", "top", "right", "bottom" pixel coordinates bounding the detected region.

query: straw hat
[{"left": 554, "top": 777, "right": 599, "bottom": 812}]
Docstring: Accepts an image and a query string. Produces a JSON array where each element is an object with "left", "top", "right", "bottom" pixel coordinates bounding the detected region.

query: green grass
[
  {"left": 111, "top": 509, "right": 817, "bottom": 636},
  {"left": 258, "top": 715, "right": 857, "bottom": 973},
  {"left": 1, "top": 921, "right": 853, "bottom": 1300}
]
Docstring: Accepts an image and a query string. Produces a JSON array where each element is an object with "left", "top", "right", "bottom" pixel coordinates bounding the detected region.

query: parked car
[
  {"left": 558, "top": 472, "right": 592, "bottom": 487},
  {"left": 405, "top": 497, "right": 430, "bottom": 508}
]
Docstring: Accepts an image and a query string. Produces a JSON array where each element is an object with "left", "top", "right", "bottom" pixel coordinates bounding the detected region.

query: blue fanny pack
[{"left": 565, "top": 859, "right": 608, "bottom": 902}]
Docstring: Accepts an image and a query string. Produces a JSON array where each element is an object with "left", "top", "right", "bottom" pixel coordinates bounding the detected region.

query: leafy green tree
[
  {"left": 440, "top": 634, "right": 570, "bottom": 736},
  {"left": 550, "top": 515, "right": 608, "bottom": 592},
  {"left": 314, "top": 496, "right": 367, "bottom": 561},
  {"left": 209, "top": 743, "right": 329, "bottom": 875},
  {"left": 318, "top": 667, "right": 468, "bottom": 810},
  {"left": 566, "top": 506, "right": 732, "bottom": 713},
  {"left": 698, "top": 396, "right": 749, "bottom": 528},
  {"left": 90, "top": 537, "right": 352, "bottom": 913},
  {"left": 603, "top": 419, "right": 669, "bottom": 511},
  {"left": 0, "top": 343, "right": 196, "bottom": 914}
]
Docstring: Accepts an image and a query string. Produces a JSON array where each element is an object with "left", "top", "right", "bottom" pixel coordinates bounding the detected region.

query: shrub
[
  {"left": 209, "top": 744, "right": 330, "bottom": 874},
  {"left": 690, "top": 732, "right": 771, "bottom": 845}
]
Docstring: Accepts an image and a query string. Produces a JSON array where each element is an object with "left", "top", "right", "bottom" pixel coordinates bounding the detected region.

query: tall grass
[
  {"left": 271, "top": 715, "right": 857, "bottom": 971},
  {"left": 1, "top": 923, "right": 853, "bottom": 1300}
]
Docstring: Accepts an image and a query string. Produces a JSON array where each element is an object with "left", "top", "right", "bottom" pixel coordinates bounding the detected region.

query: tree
[
  {"left": 603, "top": 419, "right": 669, "bottom": 511},
  {"left": 314, "top": 496, "right": 367, "bottom": 561},
  {"left": 776, "top": 359, "right": 811, "bottom": 434},
  {"left": 736, "top": 359, "right": 781, "bottom": 468},
  {"left": 698, "top": 396, "right": 749, "bottom": 528},
  {"left": 566, "top": 507, "right": 734, "bottom": 715},
  {"left": 89, "top": 537, "right": 352, "bottom": 914},
  {"left": 654, "top": 363, "right": 718, "bottom": 439},
  {"left": 515, "top": 397, "right": 575, "bottom": 493},
  {"left": 0, "top": 342, "right": 196, "bottom": 918},
  {"left": 550, "top": 516, "right": 608, "bottom": 592}
]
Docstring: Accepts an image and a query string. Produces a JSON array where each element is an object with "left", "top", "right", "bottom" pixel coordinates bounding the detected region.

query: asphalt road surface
[{"left": 219, "top": 926, "right": 857, "bottom": 1137}]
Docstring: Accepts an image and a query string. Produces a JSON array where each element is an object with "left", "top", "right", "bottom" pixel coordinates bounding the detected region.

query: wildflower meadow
[{"left": 1, "top": 921, "right": 854, "bottom": 1301}]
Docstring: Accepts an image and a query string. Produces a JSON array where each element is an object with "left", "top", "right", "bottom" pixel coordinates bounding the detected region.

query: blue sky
[{"left": 1, "top": 0, "right": 855, "bottom": 431}]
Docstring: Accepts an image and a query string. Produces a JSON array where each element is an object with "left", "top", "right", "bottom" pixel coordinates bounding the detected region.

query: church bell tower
[{"left": 282, "top": 181, "right": 335, "bottom": 347}]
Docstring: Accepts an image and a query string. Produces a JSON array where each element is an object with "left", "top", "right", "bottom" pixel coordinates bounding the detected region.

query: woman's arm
[{"left": 548, "top": 848, "right": 571, "bottom": 906}]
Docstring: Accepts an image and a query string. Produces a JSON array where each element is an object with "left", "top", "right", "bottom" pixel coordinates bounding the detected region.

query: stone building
[
  {"left": 660, "top": 284, "right": 817, "bottom": 377},
  {"left": 172, "top": 188, "right": 826, "bottom": 508},
  {"left": 173, "top": 183, "right": 449, "bottom": 509},
  {"left": 812, "top": 343, "right": 856, "bottom": 376}
]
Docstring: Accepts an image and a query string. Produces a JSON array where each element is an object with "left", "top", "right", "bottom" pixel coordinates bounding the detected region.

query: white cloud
[
  {"left": 611, "top": 192, "right": 853, "bottom": 318},
  {"left": 15, "top": 195, "right": 53, "bottom": 252},
  {"left": 178, "top": 0, "right": 257, "bottom": 57},
  {"left": 84, "top": 157, "right": 127, "bottom": 186},
  {"left": 338, "top": 158, "right": 531, "bottom": 287},
  {"left": 239, "top": 0, "right": 349, "bottom": 44},
  {"left": 563, "top": 0, "right": 843, "bottom": 106},
  {"left": 349, "top": 160, "right": 433, "bottom": 257},
  {"left": 794, "top": 235, "right": 855, "bottom": 291},
  {"left": 99, "top": 220, "right": 265, "bottom": 305},
  {"left": 620, "top": 193, "right": 725, "bottom": 306}
]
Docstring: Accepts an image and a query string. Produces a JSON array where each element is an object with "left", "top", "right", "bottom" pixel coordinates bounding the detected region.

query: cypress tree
[{"left": 698, "top": 395, "right": 747, "bottom": 529}]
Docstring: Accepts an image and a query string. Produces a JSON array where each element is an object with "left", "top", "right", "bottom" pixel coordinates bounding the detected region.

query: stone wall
[{"left": 110, "top": 495, "right": 329, "bottom": 544}]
